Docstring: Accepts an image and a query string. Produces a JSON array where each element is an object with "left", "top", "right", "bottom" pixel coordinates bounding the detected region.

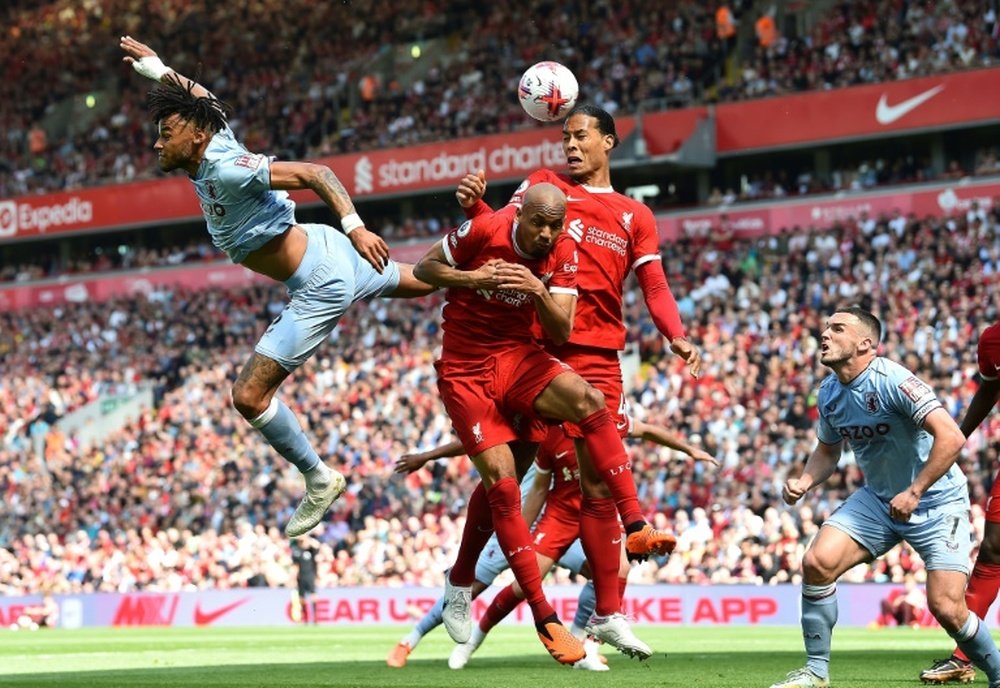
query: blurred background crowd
[{"left": 2, "top": 200, "right": 998, "bottom": 596}]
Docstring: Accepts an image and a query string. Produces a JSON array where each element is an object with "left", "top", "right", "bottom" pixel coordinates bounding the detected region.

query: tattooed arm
[{"left": 270, "top": 161, "right": 390, "bottom": 272}]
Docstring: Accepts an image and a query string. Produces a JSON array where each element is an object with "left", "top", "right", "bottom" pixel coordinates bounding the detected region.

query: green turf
[{"left": 0, "top": 625, "right": 980, "bottom": 687}]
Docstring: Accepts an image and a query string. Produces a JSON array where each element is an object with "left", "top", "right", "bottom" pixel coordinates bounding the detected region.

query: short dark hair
[
  {"left": 564, "top": 103, "right": 619, "bottom": 148},
  {"left": 147, "top": 74, "right": 230, "bottom": 133},
  {"left": 838, "top": 305, "right": 882, "bottom": 344}
]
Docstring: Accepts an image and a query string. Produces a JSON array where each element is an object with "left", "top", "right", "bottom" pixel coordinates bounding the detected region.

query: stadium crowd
[
  {"left": 2, "top": 0, "right": 999, "bottom": 198},
  {"left": 2, "top": 201, "right": 999, "bottom": 596}
]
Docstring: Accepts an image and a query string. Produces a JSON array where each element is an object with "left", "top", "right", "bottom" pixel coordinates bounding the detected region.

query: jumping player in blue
[
  {"left": 120, "top": 36, "right": 435, "bottom": 539},
  {"left": 771, "top": 306, "right": 1000, "bottom": 688}
]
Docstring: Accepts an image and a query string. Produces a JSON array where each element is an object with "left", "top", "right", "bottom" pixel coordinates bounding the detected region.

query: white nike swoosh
[
  {"left": 565, "top": 196, "right": 585, "bottom": 202},
  {"left": 554, "top": 451, "right": 569, "bottom": 459},
  {"left": 611, "top": 536, "right": 623, "bottom": 544},
  {"left": 875, "top": 85, "right": 945, "bottom": 125}
]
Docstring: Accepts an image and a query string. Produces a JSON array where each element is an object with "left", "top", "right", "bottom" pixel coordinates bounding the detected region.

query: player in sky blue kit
[
  {"left": 120, "top": 36, "right": 435, "bottom": 539},
  {"left": 770, "top": 307, "right": 1000, "bottom": 688}
]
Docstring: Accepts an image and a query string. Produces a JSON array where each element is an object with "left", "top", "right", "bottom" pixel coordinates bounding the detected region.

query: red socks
[
  {"left": 487, "top": 477, "right": 555, "bottom": 623},
  {"left": 449, "top": 482, "right": 493, "bottom": 586},
  {"left": 479, "top": 583, "right": 523, "bottom": 633},
  {"left": 580, "top": 496, "right": 623, "bottom": 616},
  {"left": 955, "top": 561, "right": 1000, "bottom": 662},
  {"left": 578, "top": 409, "right": 644, "bottom": 527}
]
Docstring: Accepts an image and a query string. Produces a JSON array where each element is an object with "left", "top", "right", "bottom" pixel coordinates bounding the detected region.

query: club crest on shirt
[
  {"left": 864, "top": 391, "right": 879, "bottom": 414},
  {"left": 622, "top": 211, "right": 633, "bottom": 232}
]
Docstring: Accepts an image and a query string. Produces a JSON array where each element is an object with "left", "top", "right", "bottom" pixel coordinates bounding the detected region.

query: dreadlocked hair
[{"left": 147, "top": 74, "right": 231, "bottom": 133}]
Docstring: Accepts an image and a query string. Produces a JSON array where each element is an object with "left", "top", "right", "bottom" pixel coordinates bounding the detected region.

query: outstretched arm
[
  {"left": 635, "top": 259, "right": 701, "bottom": 378},
  {"left": 269, "top": 162, "right": 389, "bottom": 272},
  {"left": 394, "top": 440, "right": 466, "bottom": 474},
  {"left": 120, "top": 36, "right": 213, "bottom": 99},
  {"left": 629, "top": 419, "right": 719, "bottom": 466}
]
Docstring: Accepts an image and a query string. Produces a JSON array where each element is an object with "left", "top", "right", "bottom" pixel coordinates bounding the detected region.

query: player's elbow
[
  {"left": 412, "top": 258, "right": 436, "bottom": 286},
  {"left": 546, "top": 322, "right": 572, "bottom": 346}
]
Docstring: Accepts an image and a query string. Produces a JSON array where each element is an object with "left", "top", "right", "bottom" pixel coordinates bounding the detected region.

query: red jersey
[
  {"left": 507, "top": 170, "right": 661, "bottom": 351},
  {"left": 978, "top": 322, "right": 1000, "bottom": 381},
  {"left": 439, "top": 205, "right": 578, "bottom": 358},
  {"left": 534, "top": 427, "right": 582, "bottom": 508}
]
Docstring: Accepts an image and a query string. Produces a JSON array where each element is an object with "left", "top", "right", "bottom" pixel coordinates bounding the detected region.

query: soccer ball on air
[{"left": 517, "top": 61, "right": 579, "bottom": 122}]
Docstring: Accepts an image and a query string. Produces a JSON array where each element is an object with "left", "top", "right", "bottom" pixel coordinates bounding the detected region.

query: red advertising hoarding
[
  {"left": 715, "top": 67, "right": 1000, "bottom": 153},
  {"left": 658, "top": 177, "right": 1000, "bottom": 241}
]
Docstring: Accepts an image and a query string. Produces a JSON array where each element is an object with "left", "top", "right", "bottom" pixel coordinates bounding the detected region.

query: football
[{"left": 517, "top": 61, "right": 579, "bottom": 122}]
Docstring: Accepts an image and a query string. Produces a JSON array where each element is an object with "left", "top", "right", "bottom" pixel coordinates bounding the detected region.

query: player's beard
[{"left": 819, "top": 345, "right": 850, "bottom": 367}]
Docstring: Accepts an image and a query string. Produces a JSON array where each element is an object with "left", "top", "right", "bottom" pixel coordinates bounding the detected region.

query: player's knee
[
  {"left": 576, "top": 383, "right": 606, "bottom": 418},
  {"left": 927, "top": 594, "right": 966, "bottom": 632},
  {"left": 231, "top": 381, "right": 267, "bottom": 420},
  {"left": 580, "top": 476, "right": 611, "bottom": 499},
  {"left": 801, "top": 549, "right": 837, "bottom": 584}
]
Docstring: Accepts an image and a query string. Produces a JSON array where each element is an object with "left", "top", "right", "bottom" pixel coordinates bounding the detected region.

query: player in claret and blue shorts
[
  {"left": 920, "top": 321, "right": 1000, "bottom": 685},
  {"left": 771, "top": 307, "right": 1000, "bottom": 688},
  {"left": 119, "top": 36, "right": 435, "bottom": 539}
]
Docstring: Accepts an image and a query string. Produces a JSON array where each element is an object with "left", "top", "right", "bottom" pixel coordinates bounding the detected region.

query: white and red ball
[{"left": 517, "top": 61, "right": 579, "bottom": 122}]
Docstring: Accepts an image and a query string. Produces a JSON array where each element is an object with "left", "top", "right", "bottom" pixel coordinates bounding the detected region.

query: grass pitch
[{"left": 0, "top": 624, "right": 977, "bottom": 687}]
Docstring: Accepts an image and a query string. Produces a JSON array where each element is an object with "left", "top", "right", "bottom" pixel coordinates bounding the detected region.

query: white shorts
[
  {"left": 474, "top": 536, "right": 588, "bottom": 585},
  {"left": 255, "top": 224, "right": 400, "bottom": 371}
]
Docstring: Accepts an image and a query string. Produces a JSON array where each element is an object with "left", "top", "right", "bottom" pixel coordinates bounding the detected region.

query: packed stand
[
  {"left": 5, "top": 0, "right": 1000, "bottom": 198},
  {"left": 2, "top": 200, "right": 999, "bottom": 595},
  {"left": 730, "top": 0, "right": 1000, "bottom": 100}
]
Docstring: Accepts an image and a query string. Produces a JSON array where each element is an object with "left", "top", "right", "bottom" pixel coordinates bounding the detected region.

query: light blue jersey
[
  {"left": 816, "top": 357, "right": 967, "bottom": 508},
  {"left": 190, "top": 126, "right": 296, "bottom": 263}
]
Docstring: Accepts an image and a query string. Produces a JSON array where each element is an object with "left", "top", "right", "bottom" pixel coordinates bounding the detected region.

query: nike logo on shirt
[{"left": 875, "top": 85, "right": 945, "bottom": 125}]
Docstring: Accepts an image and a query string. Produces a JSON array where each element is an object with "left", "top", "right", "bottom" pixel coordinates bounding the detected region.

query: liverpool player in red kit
[
  {"left": 921, "top": 322, "right": 1000, "bottom": 684},
  {"left": 456, "top": 104, "right": 701, "bottom": 654},
  {"left": 415, "top": 183, "right": 661, "bottom": 664}
]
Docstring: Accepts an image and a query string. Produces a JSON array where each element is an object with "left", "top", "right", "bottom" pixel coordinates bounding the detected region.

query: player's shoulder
[
  {"left": 870, "top": 356, "right": 915, "bottom": 384},
  {"left": 471, "top": 205, "right": 516, "bottom": 233},
  {"left": 979, "top": 321, "right": 1000, "bottom": 348}
]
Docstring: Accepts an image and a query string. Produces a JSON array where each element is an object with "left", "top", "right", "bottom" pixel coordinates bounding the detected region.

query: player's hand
[
  {"left": 470, "top": 259, "right": 505, "bottom": 290},
  {"left": 348, "top": 227, "right": 390, "bottom": 274},
  {"left": 394, "top": 453, "right": 433, "bottom": 474},
  {"left": 670, "top": 337, "right": 702, "bottom": 379},
  {"left": 495, "top": 263, "right": 543, "bottom": 295},
  {"left": 120, "top": 35, "right": 159, "bottom": 65},
  {"left": 456, "top": 169, "right": 487, "bottom": 208},
  {"left": 889, "top": 488, "right": 920, "bottom": 522},
  {"left": 783, "top": 477, "right": 808, "bottom": 505},
  {"left": 688, "top": 448, "right": 719, "bottom": 467}
]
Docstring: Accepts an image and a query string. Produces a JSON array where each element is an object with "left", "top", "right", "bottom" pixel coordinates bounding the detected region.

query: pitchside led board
[{"left": 0, "top": 584, "right": 969, "bottom": 628}]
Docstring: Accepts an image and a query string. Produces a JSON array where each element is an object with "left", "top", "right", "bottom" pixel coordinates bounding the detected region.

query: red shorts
[
  {"left": 546, "top": 343, "right": 630, "bottom": 439},
  {"left": 437, "top": 343, "right": 572, "bottom": 456},
  {"left": 987, "top": 474, "right": 1000, "bottom": 523},
  {"left": 532, "top": 494, "right": 583, "bottom": 560}
]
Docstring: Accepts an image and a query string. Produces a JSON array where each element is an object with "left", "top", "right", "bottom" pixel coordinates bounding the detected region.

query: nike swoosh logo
[
  {"left": 875, "top": 85, "right": 945, "bottom": 125},
  {"left": 611, "top": 536, "right": 623, "bottom": 544},
  {"left": 565, "top": 196, "right": 585, "bottom": 202},
  {"left": 554, "top": 451, "right": 569, "bottom": 459},
  {"left": 194, "top": 597, "right": 250, "bottom": 626},
  {"left": 615, "top": 421, "right": 629, "bottom": 430}
]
